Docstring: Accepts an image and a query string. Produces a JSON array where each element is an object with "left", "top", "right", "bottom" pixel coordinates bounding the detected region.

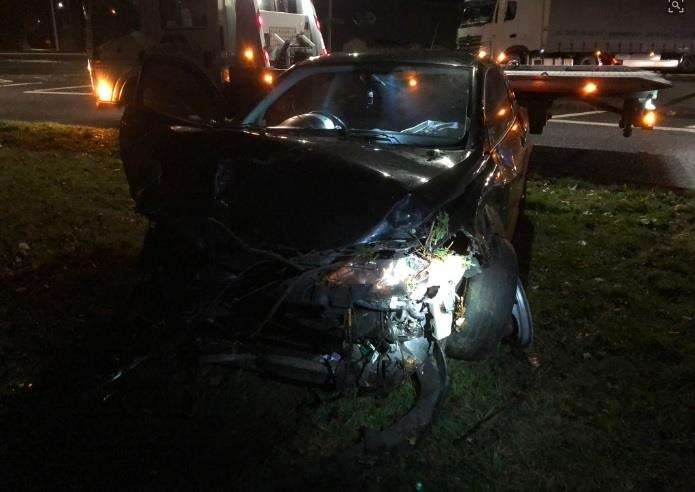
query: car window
[
  {"left": 484, "top": 68, "right": 514, "bottom": 145},
  {"left": 141, "top": 63, "right": 216, "bottom": 124},
  {"left": 505, "top": 1, "right": 517, "bottom": 21},
  {"left": 257, "top": 65, "right": 472, "bottom": 145}
]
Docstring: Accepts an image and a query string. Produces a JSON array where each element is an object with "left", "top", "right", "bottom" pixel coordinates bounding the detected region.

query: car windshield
[
  {"left": 460, "top": 3, "right": 495, "bottom": 26},
  {"left": 251, "top": 65, "right": 472, "bottom": 146}
]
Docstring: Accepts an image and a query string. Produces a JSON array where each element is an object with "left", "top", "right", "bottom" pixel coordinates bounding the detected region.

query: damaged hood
[{"left": 214, "top": 131, "right": 481, "bottom": 250}]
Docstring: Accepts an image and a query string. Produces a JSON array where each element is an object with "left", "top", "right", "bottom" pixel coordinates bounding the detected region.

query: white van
[{"left": 87, "top": 0, "right": 326, "bottom": 107}]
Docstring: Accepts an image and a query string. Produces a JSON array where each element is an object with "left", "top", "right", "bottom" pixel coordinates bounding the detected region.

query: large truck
[
  {"left": 457, "top": 0, "right": 695, "bottom": 71},
  {"left": 85, "top": 0, "right": 326, "bottom": 107}
]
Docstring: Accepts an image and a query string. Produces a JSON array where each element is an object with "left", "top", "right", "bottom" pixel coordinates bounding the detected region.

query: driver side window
[{"left": 141, "top": 62, "right": 217, "bottom": 124}]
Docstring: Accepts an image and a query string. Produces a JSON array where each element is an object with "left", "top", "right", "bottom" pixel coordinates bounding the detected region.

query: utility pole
[{"left": 49, "top": 0, "right": 61, "bottom": 51}]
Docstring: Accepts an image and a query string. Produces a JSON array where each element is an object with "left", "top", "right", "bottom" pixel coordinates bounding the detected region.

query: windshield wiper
[{"left": 344, "top": 129, "right": 400, "bottom": 144}]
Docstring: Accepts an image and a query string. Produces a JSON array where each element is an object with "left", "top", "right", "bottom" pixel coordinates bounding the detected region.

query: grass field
[{"left": 1, "top": 121, "right": 694, "bottom": 489}]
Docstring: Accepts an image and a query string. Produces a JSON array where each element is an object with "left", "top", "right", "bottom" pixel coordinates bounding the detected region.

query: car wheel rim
[{"left": 511, "top": 278, "right": 533, "bottom": 347}]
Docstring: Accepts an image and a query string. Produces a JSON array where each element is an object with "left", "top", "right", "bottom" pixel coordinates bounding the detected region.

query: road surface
[{"left": 1, "top": 57, "right": 694, "bottom": 189}]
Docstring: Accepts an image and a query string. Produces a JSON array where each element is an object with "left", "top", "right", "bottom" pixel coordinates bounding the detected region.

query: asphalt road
[
  {"left": 0, "top": 58, "right": 122, "bottom": 127},
  {"left": 1, "top": 57, "right": 694, "bottom": 189}
]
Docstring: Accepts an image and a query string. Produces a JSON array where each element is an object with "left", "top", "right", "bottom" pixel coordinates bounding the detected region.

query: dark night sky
[{"left": 313, "top": 0, "right": 463, "bottom": 51}]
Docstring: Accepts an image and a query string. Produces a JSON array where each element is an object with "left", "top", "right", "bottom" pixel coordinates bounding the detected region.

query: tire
[
  {"left": 576, "top": 55, "right": 598, "bottom": 66},
  {"left": 505, "top": 49, "right": 528, "bottom": 67},
  {"left": 118, "top": 78, "right": 136, "bottom": 107},
  {"left": 446, "top": 236, "right": 519, "bottom": 361}
]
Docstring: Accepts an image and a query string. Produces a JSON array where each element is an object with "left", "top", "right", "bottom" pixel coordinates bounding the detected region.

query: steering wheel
[{"left": 309, "top": 111, "right": 348, "bottom": 131}]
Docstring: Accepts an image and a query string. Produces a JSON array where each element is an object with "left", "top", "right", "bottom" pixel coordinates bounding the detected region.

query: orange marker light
[
  {"left": 96, "top": 79, "right": 113, "bottom": 102},
  {"left": 512, "top": 122, "right": 520, "bottom": 131},
  {"left": 262, "top": 73, "right": 274, "bottom": 85},
  {"left": 497, "top": 52, "right": 507, "bottom": 63},
  {"left": 477, "top": 49, "right": 487, "bottom": 59},
  {"left": 243, "top": 48, "right": 255, "bottom": 62},
  {"left": 582, "top": 82, "right": 598, "bottom": 95},
  {"left": 408, "top": 77, "right": 418, "bottom": 88},
  {"left": 497, "top": 107, "right": 508, "bottom": 117},
  {"left": 642, "top": 110, "right": 657, "bottom": 127}
]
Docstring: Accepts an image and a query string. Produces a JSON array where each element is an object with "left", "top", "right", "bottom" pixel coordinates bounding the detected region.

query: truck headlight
[{"left": 96, "top": 79, "right": 113, "bottom": 102}]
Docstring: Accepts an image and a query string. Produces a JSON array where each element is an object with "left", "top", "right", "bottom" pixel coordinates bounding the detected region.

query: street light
[{"left": 57, "top": 2, "right": 64, "bottom": 8}]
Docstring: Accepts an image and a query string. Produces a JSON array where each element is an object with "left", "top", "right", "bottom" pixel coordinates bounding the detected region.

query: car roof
[{"left": 299, "top": 50, "right": 485, "bottom": 69}]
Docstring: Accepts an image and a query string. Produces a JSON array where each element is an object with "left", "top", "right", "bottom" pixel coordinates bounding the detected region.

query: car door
[{"left": 120, "top": 55, "right": 229, "bottom": 217}]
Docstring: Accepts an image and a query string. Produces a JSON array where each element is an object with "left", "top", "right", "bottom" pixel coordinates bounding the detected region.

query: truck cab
[
  {"left": 457, "top": 0, "right": 534, "bottom": 63},
  {"left": 457, "top": 0, "right": 694, "bottom": 71},
  {"left": 87, "top": 0, "right": 326, "bottom": 108}
]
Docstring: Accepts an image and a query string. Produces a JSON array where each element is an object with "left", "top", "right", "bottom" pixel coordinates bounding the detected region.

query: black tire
[
  {"left": 117, "top": 78, "right": 136, "bottom": 107},
  {"left": 576, "top": 55, "right": 598, "bottom": 66},
  {"left": 446, "top": 236, "right": 519, "bottom": 361},
  {"left": 505, "top": 49, "right": 528, "bottom": 66}
]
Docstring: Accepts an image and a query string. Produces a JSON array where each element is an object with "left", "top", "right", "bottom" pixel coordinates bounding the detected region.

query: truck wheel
[
  {"left": 505, "top": 49, "right": 528, "bottom": 66},
  {"left": 118, "top": 78, "right": 137, "bottom": 107},
  {"left": 576, "top": 55, "right": 598, "bottom": 65}
]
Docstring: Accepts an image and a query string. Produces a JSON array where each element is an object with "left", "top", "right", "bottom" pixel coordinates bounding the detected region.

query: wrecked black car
[{"left": 119, "top": 52, "right": 533, "bottom": 452}]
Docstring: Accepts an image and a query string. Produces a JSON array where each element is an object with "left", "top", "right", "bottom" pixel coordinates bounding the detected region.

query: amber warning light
[
  {"left": 582, "top": 82, "right": 598, "bottom": 95},
  {"left": 642, "top": 110, "right": 657, "bottom": 128}
]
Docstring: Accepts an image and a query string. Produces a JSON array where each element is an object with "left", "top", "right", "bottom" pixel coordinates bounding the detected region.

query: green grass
[{"left": 1, "top": 122, "right": 694, "bottom": 489}]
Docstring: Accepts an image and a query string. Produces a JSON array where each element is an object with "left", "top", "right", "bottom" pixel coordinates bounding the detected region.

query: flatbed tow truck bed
[{"left": 504, "top": 66, "right": 673, "bottom": 137}]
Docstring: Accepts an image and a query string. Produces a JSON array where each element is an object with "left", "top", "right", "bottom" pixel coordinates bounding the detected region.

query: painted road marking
[
  {"left": 25, "top": 84, "right": 91, "bottom": 96},
  {"left": 0, "top": 82, "right": 40, "bottom": 88},
  {"left": 549, "top": 119, "right": 695, "bottom": 134},
  {"left": 0, "top": 78, "right": 13, "bottom": 83},
  {"left": 553, "top": 110, "right": 606, "bottom": 119}
]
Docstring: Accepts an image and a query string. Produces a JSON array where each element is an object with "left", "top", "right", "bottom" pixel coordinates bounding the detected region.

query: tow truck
[{"left": 504, "top": 65, "right": 672, "bottom": 137}]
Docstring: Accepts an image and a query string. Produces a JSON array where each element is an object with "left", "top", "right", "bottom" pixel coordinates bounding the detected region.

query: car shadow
[{"left": 530, "top": 146, "right": 694, "bottom": 191}]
